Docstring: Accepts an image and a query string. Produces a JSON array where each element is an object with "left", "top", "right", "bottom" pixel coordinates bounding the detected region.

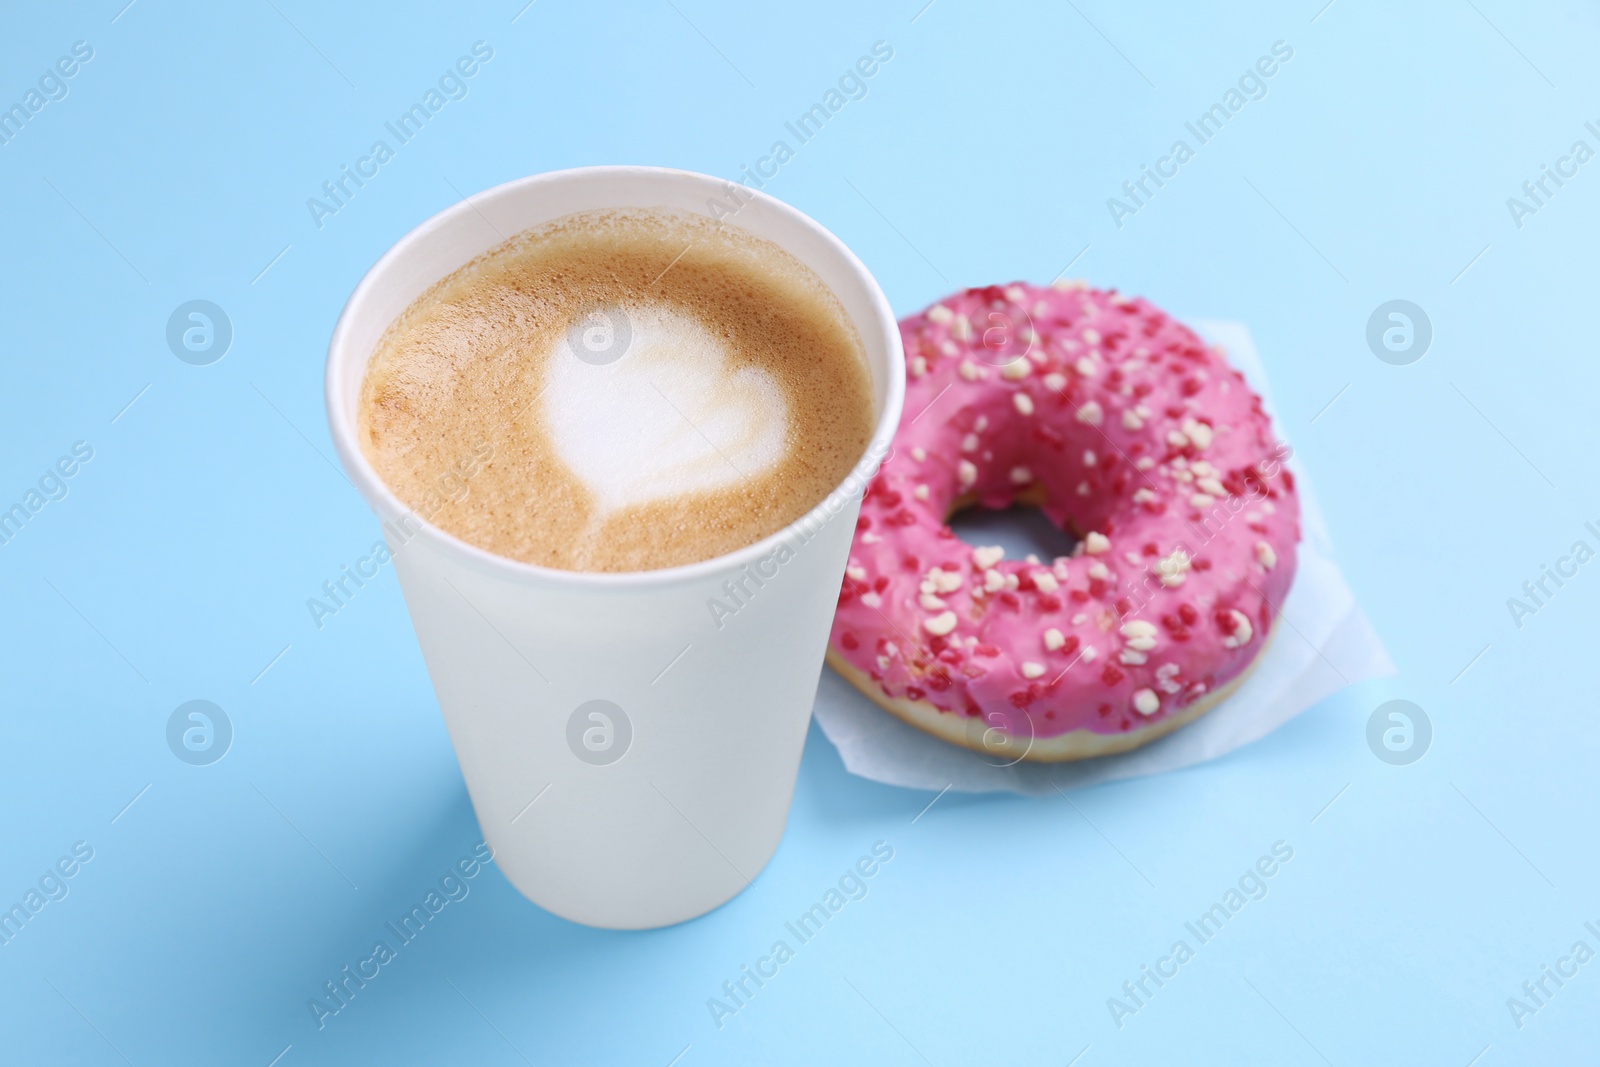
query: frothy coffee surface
[{"left": 359, "top": 209, "right": 875, "bottom": 572}]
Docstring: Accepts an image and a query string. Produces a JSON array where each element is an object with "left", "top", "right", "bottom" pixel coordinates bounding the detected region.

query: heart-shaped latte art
[{"left": 538, "top": 303, "right": 788, "bottom": 514}]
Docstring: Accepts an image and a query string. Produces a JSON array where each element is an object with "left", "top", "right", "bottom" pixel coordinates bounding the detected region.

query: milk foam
[
  {"left": 358, "top": 207, "right": 874, "bottom": 572},
  {"left": 539, "top": 303, "right": 788, "bottom": 513}
]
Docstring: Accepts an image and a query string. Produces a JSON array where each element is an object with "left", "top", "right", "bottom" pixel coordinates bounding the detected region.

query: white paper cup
[{"left": 325, "top": 167, "right": 904, "bottom": 929}]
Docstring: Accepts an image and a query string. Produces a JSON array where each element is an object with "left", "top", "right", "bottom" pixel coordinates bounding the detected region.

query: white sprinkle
[
  {"left": 927, "top": 304, "right": 953, "bottom": 324},
  {"left": 1190, "top": 493, "right": 1215, "bottom": 508},
  {"left": 1083, "top": 450, "right": 1097, "bottom": 467},
  {"left": 950, "top": 315, "right": 971, "bottom": 341},
  {"left": 1222, "top": 609, "right": 1254, "bottom": 648},
  {"left": 1071, "top": 613, "right": 1088, "bottom": 625},
  {"left": 1082, "top": 328, "right": 1101, "bottom": 345},
  {"left": 940, "top": 340, "right": 959, "bottom": 357},
  {"left": 1080, "top": 646, "right": 1098, "bottom": 663},
  {"left": 1044, "top": 628, "right": 1066, "bottom": 650},
  {"left": 1075, "top": 356, "right": 1097, "bottom": 377},
  {"left": 1084, "top": 531, "right": 1111, "bottom": 554},
  {"left": 1132, "top": 488, "right": 1156, "bottom": 504},
  {"left": 958, "top": 460, "right": 977, "bottom": 488},
  {"left": 909, "top": 355, "right": 927, "bottom": 378},
  {"left": 1076, "top": 400, "right": 1103, "bottom": 425},
  {"left": 861, "top": 591, "right": 882, "bottom": 607},
  {"left": 1183, "top": 419, "right": 1213, "bottom": 450},
  {"left": 1087, "top": 561, "right": 1110, "bottom": 580},
  {"left": 1155, "top": 549, "right": 1191, "bottom": 587},
  {"left": 959, "top": 360, "right": 982, "bottom": 381},
  {"left": 1119, "top": 648, "right": 1148, "bottom": 665},
  {"left": 1076, "top": 481, "right": 1090, "bottom": 496},
  {"left": 1013, "top": 393, "right": 1035, "bottom": 416},
  {"left": 1191, "top": 460, "right": 1216, "bottom": 477},
  {"left": 913, "top": 484, "right": 930, "bottom": 501},
  {"left": 1124, "top": 551, "right": 1143, "bottom": 566},
  {"left": 973, "top": 545, "right": 1005, "bottom": 569},
  {"left": 1043, "top": 372, "right": 1067, "bottom": 391},
  {"left": 1033, "top": 571, "right": 1059, "bottom": 593},
  {"left": 1167, "top": 430, "right": 1190, "bottom": 447},
  {"left": 1136, "top": 457, "right": 1155, "bottom": 471},
  {"left": 861, "top": 532, "right": 881, "bottom": 544},
  {"left": 1001, "top": 359, "right": 1031, "bottom": 380},
  {"left": 1256, "top": 541, "right": 1277, "bottom": 570},
  {"left": 1021, "top": 661, "right": 1046, "bottom": 679},
  {"left": 923, "top": 611, "right": 958, "bottom": 636},
  {"left": 1052, "top": 278, "right": 1084, "bottom": 291},
  {"left": 911, "top": 446, "right": 926, "bottom": 461},
  {"left": 984, "top": 568, "right": 1006, "bottom": 592},
  {"left": 930, "top": 568, "right": 963, "bottom": 593},
  {"left": 1005, "top": 285, "right": 1027, "bottom": 303},
  {"left": 961, "top": 433, "right": 979, "bottom": 452},
  {"left": 1198, "top": 477, "right": 1227, "bottom": 497},
  {"left": 1121, "top": 409, "right": 1143, "bottom": 430},
  {"left": 846, "top": 565, "right": 867, "bottom": 582},
  {"left": 1120, "top": 619, "right": 1158, "bottom": 641},
  {"left": 1132, "top": 688, "right": 1160, "bottom": 716},
  {"left": 919, "top": 592, "right": 947, "bottom": 610},
  {"left": 1010, "top": 466, "right": 1032, "bottom": 485}
]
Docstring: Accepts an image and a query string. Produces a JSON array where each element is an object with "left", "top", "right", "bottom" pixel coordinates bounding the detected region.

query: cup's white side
[
  {"left": 325, "top": 166, "right": 904, "bottom": 929},
  {"left": 385, "top": 497, "right": 860, "bottom": 928}
]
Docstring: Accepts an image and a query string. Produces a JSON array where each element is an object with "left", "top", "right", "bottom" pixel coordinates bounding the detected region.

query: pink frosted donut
[{"left": 826, "top": 282, "right": 1300, "bottom": 762}]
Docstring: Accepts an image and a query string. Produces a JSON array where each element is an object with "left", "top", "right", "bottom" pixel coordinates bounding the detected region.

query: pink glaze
[{"left": 829, "top": 282, "right": 1301, "bottom": 740}]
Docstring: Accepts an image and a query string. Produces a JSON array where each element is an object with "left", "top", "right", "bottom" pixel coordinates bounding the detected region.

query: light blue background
[{"left": 2, "top": 1, "right": 1595, "bottom": 1063}]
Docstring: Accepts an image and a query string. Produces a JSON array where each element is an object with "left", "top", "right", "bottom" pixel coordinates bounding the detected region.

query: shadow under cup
[{"left": 325, "top": 167, "right": 906, "bottom": 929}]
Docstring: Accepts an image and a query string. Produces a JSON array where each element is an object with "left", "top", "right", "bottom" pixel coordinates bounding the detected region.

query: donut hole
[{"left": 947, "top": 496, "right": 1080, "bottom": 563}]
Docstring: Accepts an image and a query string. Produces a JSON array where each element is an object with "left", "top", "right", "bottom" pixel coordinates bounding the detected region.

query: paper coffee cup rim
[{"left": 325, "top": 165, "right": 906, "bottom": 592}]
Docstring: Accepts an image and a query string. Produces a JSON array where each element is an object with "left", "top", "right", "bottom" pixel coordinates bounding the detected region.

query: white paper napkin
[{"left": 811, "top": 321, "right": 1394, "bottom": 795}]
